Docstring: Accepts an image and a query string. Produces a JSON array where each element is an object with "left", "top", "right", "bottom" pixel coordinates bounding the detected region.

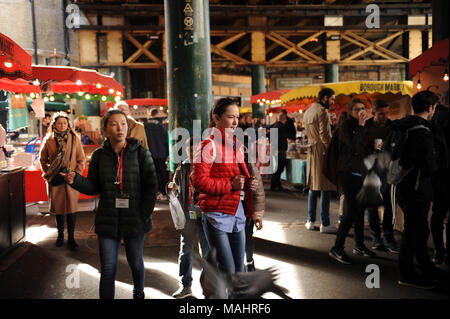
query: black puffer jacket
[
  {"left": 337, "top": 116, "right": 370, "bottom": 174},
  {"left": 71, "top": 138, "right": 158, "bottom": 238}
]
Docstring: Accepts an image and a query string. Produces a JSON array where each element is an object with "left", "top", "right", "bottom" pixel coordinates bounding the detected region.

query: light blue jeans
[
  {"left": 307, "top": 189, "right": 331, "bottom": 226},
  {"left": 207, "top": 221, "right": 245, "bottom": 274}
]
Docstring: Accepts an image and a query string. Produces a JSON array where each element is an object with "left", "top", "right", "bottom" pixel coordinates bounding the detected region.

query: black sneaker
[
  {"left": 385, "top": 241, "right": 400, "bottom": 254},
  {"left": 353, "top": 246, "right": 377, "bottom": 258},
  {"left": 432, "top": 249, "right": 445, "bottom": 264},
  {"left": 245, "top": 260, "right": 256, "bottom": 272},
  {"left": 398, "top": 277, "right": 436, "bottom": 290},
  {"left": 371, "top": 239, "right": 387, "bottom": 251},
  {"left": 329, "top": 247, "right": 352, "bottom": 264}
]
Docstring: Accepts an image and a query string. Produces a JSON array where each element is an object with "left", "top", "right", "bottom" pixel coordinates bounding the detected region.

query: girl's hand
[
  {"left": 231, "top": 175, "right": 245, "bottom": 191},
  {"left": 59, "top": 171, "right": 75, "bottom": 185}
]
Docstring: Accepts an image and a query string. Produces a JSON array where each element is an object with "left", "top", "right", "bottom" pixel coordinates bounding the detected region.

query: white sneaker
[
  {"left": 320, "top": 224, "right": 338, "bottom": 234},
  {"left": 305, "top": 221, "right": 315, "bottom": 230}
]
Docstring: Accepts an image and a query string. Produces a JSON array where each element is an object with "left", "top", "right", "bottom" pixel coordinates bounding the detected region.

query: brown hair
[
  {"left": 348, "top": 98, "right": 365, "bottom": 112},
  {"left": 372, "top": 99, "right": 388, "bottom": 112},
  {"left": 208, "top": 97, "right": 239, "bottom": 128},
  {"left": 102, "top": 108, "right": 128, "bottom": 129}
]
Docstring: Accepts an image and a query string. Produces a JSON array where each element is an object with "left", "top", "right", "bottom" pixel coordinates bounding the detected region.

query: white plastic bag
[{"left": 168, "top": 190, "right": 186, "bottom": 230}]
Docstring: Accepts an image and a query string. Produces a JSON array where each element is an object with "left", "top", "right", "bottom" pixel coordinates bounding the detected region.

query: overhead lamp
[
  {"left": 44, "top": 97, "right": 49, "bottom": 102},
  {"left": 4, "top": 61, "right": 12, "bottom": 68},
  {"left": 14, "top": 94, "right": 20, "bottom": 99},
  {"left": 444, "top": 69, "right": 449, "bottom": 82},
  {"left": 66, "top": 94, "right": 71, "bottom": 99},
  {"left": 85, "top": 94, "right": 91, "bottom": 100},
  {"left": 32, "top": 80, "right": 40, "bottom": 86},
  {"left": 259, "top": 102, "right": 264, "bottom": 106},
  {"left": 299, "top": 110, "right": 303, "bottom": 114},
  {"left": 49, "top": 96, "right": 55, "bottom": 102},
  {"left": 101, "top": 96, "right": 107, "bottom": 101},
  {"left": 269, "top": 112, "right": 273, "bottom": 117},
  {"left": 96, "top": 83, "right": 102, "bottom": 89},
  {"left": 262, "top": 98, "right": 266, "bottom": 102},
  {"left": 30, "top": 93, "right": 35, "bottom": 98},
  {"left": 78, "top": 91, "right": 83, "bottom": 96},
  {"left": 417, "top": 73, "right": 422, "bottom": 90},
  {"left": 116, "top": 91, "right": 122, "bottom": 96},
  {"left": 109, "top": 88, "right": 115, "bottom": 94},
  {"left": 114, "top": 96, "right": 121, "bottom": 102},
  {"left": 76, "top": 80, "right": 82, "bottom": 85},
  {"left": 257, "top": 99, "right": 261, "bottom": 103},
  {"left": 159, "top": 106, "right": 164, "bottom": 111},
  {"left": 133, "top": 105, "right": 138, "bottom": 110}
]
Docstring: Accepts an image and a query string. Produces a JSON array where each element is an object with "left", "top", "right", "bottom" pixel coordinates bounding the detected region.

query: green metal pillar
[
  {"left": 165, "top": 0, "right": 213, "bottom": 170},
  {"left": 251, "top": 64, "right": 266, "bottom": 118},
  {"left": 325, "top": 64, "right": 339, "bottom": 83}
]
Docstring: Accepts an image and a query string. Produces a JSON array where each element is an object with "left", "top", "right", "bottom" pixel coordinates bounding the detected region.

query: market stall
[{"left": 409, "top": 37, "right": 449, "bottom": 96}]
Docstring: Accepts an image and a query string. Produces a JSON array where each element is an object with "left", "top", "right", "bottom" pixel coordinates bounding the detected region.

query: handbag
[
  {"left": 50, "top": 133, "right": 74, "bottom": 186},
  {"left": 168, "top": 190, "right": 186, "bottom": 230}
]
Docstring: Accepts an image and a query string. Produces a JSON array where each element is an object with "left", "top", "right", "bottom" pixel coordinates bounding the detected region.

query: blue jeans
[
  {"left": 179, "top": 214, "right": 211, "bottom": 287},
  {"left": 307, "top": 189, "right": 331, "bottom": 226},
  {"left": 207, "top": 220, "right": 245, "bottom": 274},
  {"left": 98, "top": 235, "right": 145, "bottom": 299}
]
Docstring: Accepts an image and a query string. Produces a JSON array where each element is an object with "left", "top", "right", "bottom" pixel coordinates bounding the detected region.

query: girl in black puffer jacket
[{"left": 62, "top": 109, "right": 158, "bottom": 299}]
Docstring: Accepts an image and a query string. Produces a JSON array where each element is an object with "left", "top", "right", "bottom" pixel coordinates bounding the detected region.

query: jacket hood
[{"left": 391, "top": 115, "right": 431, "bottom": 131}]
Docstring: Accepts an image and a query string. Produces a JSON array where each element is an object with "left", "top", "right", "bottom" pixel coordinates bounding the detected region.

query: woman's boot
[
  {"left": 66, "top": 213, "right": 78, "bottom": 250},
  {"left": 55, "top": 215, "right": 64, "bottom": 247}
]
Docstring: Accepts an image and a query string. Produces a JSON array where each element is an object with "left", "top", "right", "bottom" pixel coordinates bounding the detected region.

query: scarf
[{"left": 44, "top": 129, "right": 70, "bottom": 182}]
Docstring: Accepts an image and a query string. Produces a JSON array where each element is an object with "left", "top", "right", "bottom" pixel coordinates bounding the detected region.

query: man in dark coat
[
  {"left": 393, "top": 91, "right": 440, "bottom": 289},
  {"left": 364, "top": 99, "right": 399, "bottom": 253},
  {"left": 270, "top": 113, "right": 288, "bottom": 191},
  {"left": 430, "top": 90, "right": 449, "bottom": 265},
  {"left": 145, "top": 108, "right": 169, "bottom": 198}
]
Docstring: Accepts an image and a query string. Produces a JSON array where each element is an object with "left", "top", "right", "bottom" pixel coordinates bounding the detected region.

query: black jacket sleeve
[
  {"left": 139, "top": 146, "right": 158, "bottom": 222},
  {"left": 70, "top": 149, "right": 101, "bottom": 195}
]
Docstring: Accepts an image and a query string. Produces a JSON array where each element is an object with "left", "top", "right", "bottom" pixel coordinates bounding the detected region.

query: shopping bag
[{"left": 168, "top": 190, "right": 186, "bottom": 230}]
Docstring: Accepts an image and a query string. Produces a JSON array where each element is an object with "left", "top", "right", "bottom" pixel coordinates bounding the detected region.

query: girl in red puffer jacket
[{"left": 193, "top": 97, "right": 260, "bottom": 275}]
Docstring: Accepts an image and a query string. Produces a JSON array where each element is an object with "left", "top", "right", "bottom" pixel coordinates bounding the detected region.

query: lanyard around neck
[{"left": 115, "top": 141, "right": 127, "bottom": 191}]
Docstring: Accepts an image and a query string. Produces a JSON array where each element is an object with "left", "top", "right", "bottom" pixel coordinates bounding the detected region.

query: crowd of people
[{"left": 36, "top": 86, "right": 449, "bottom": 298}]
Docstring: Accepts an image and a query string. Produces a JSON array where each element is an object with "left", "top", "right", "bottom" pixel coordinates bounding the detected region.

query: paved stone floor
[{"left": 0, "top": 180, "right": 448, "bottom": 300}]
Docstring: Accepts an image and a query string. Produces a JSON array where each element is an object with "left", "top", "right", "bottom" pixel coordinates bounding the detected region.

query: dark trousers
[
  {"left": 366, "top": 185, "right": 395, "bottom": 243},
  {"left": 431, "top": 173, "right": 449, "bottom": 254},
  {"left": 271, "top": 150, "right": 287, "bottom": 189},
  {"left": 153, "top": 157, "right": 169, "bottom": 195},
  {"left": 245, "top": 218, "right": 254, "bottom": 263},
  {"left": 335, "top": 172, "right": 366, "bottom": 249},
  {"left": 397, "top": 191, "right": 433, "bottom": 279}
]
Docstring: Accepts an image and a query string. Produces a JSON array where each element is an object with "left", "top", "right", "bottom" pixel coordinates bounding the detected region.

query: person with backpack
[
  {"left": 389, "top": 91, "right": 439, "bottom": 289},
  {"left": 430, "top": 90, "right": 449, "bottom": 265},
  {"left": 303, "top": 88, "right": 338, "bottom": 234},
  {"left": 329, "top": 98, "right": 376, "bottom": 264},
  {"left": 169, "top": 137, "right": 211, "bottom": 299},
  {"left": 364, "top": 99, "right": 399, "bottom": 253},
  {"left": 60, "top": 108, "right": 158, "bottom": 299}
]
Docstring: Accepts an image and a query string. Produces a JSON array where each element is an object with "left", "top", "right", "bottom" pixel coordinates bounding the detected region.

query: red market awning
[
  {"left": 31, "top": 65, "right": 124, "bottom": 96},
  {"left": 250, "top": 89, "right": 290, "bottom": 104},
  {"left": 409, "top": 37, "right": 449, "bottom": 78},
  {"left": 0, "top": 33, "right": 33, "bottom": 79},
  {"left": 0, "top": 77, "right": 40, "bottom": 94},
  {"left": 102, "top": 98, "right": 168, "bottom": 116}
]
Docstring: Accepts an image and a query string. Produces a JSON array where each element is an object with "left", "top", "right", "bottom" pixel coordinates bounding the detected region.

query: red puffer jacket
[{"left": 193, "top": 127, "right": 252, "bottom": 216}]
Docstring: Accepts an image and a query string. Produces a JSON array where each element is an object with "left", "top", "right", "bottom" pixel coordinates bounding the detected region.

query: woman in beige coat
[
  {"left": 39, "top": 112, "right": 86, "bottom": 249},
  {"left": 303, "top": 88, "right": 337, "bottom": 233}
]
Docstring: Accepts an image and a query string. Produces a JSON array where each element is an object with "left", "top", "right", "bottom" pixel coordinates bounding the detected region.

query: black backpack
[{"left": 382, "top": 124, "right": 430, "bottom": 185}]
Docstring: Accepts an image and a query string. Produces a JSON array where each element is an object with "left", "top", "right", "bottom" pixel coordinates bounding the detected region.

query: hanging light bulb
[
  {"left": 78, "top": 92, "right": 83, "bottom": 96},
  {"left": 96, "top": 83, "right": 102, "bottom": 89},
  {"left": 32, "top": 80, "right": 40, "bottom": 86},
  {"left": 114, "top": 96, "right": 121, "bottom": 102},
  {"left": 30, "top": 92, "right": 36, "bottom": 99},
  {"left": 49, "top": 96, "right": 55, "bottom": 102},
  {"left": 44, "top": 97, "right": 49, "bottom": 102},
  {"left": 76, "top": 80, "right": 82, "bottom": 85},
  {"left": 444, "top": 69, "right": 449, "bottom": 82},
  {"left": 85, "top": 94, "right": 91, "bottom": 100},
  {"left": 101, "top": 96, "right": 107, "bottom": 101},
  {"left": 109, "top": 88, "right": 115, "bottom": 94},
  {"left": 4, "top": 61, "right": 12, "bottom": 68},
  {"left": 417, "top": 79, "right": 422, "bottom": 90}
]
